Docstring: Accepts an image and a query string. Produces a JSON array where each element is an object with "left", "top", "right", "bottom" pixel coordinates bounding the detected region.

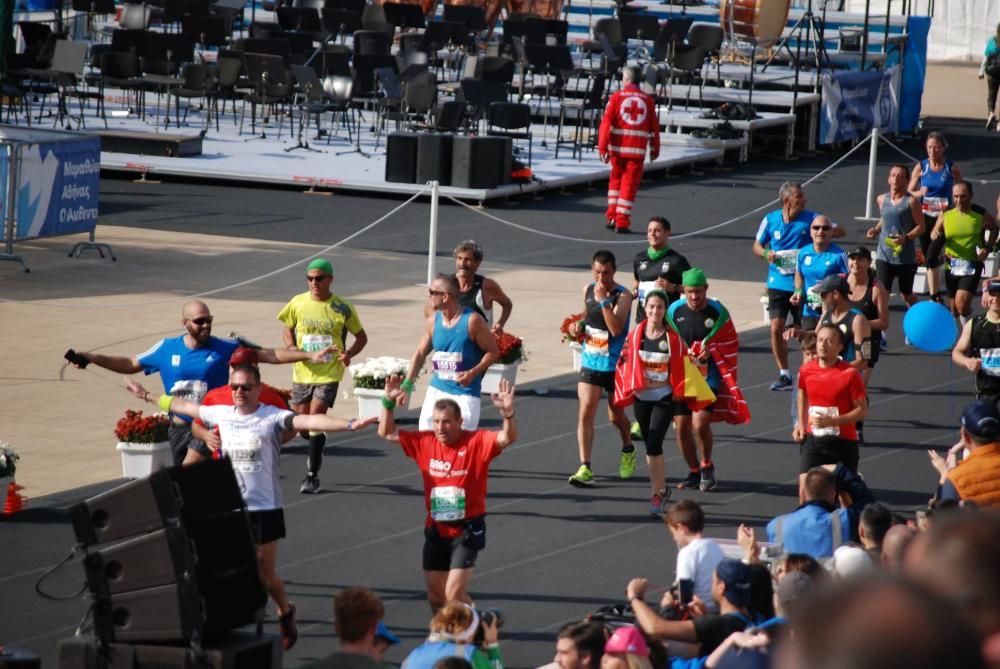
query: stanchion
[
  {"left": 855, "top": 127, "right": 880, "bottom": 222},
  {"left": 426, "top": 180, "right": 440, "bottom": 286}
]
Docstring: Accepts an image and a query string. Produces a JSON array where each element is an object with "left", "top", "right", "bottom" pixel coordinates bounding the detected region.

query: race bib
[
  {"left": 637, "top": 280, "right": 658, "bottom": 303},
  {"left": 430, "top": 485, "right": 466, "bottom": 521},
  {"left": 773, "top": 249, "right": 799, "bottom": 275},
  {"left": 922, "top": 196, "right": 948, "bottom": 215},
  {"left": 806, "top": 291, "right": 823, "bottom": 311},
  {"left": 809, "top": 405, "right": 840, "bottom": 438},
  {"left": 300, "top": 334, "right": 333, "bottom": 361},
  {"left": 949, "top": 257, "right": 976, "bottom": 276},
  {"left": 432, "top": 351, "right": 464, "bottom": 381},
  {"left": 981, "top": 348, "right": 1000, "bottom": 377},
  {"left": 170, "top": 379, "right": 208, "bottom": 404},
  {"left": 225, "top": 434, "right": 263, "bottom": 473},
  {"left": 584, "top": 326, "right": 610, "bottom": 357},
  {"left": 639, "top": 350, "right": 670, "bottom": 382}
]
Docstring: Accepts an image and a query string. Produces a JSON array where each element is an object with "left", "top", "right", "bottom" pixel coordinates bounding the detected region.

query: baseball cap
[
  {"left": 847, "top": 246, "right": 872, "bottom": 260},
  {"left": 810, "top": 274, "right": 849, "bottom": 295},
  {"left": 987, "top": 280, "right": 1000, "bottom": 295},
  {"left": 604, "top": 626, "right": 650, "bottom": 657},
  {"left": 375, "top": 621, "right": 399, "bottom": 645},
  {"left": 961, "top": 399, "right": 1000, "bottom": 439},
  {"left": 716, "top": 559, "right": 753, "bottom": 608},
  {"left": 831, "top": 545, "right": 874, "bottom": 578},
  {"left": 229, "top": 347, "right": 259, "bottom": 367},
  {"left": 307, "top": 258, "right": 334, "bottom": 275}
]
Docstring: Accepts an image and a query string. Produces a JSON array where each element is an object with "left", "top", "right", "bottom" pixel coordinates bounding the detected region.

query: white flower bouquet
[
  {"left": 348, "top": 356, "right": 410, "bottom": 390},
  {"left": 0, "top": 441, "right": 19, "bottom": 478}
]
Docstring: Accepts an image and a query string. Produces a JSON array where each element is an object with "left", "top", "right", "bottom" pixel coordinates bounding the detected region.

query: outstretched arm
[
  {"left": 292, "top": 413, "right": 376, "bottom": 433},
  {"left": 126, "top": 378, "right": 199, "bottom": 419},
  {"left": 378, "top": 375, "right": 406, "bottom": 443},
  {"left": 490, "top": 379, "right": 517, "bottom": 449},
  {"left": 77, "top": 351, "right": 143, "bottom": 374}
]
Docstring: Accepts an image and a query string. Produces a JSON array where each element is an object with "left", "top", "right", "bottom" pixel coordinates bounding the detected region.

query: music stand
[
  {"left": 326, "top": 0, "right": 365, "bottom": 13},
  {"left": 182, "top": 15, "right": 228, "bottom": 46},
  {"left": 443, "top": 5, "right": 486, "bottom": 32},
  {"left": 242, "top": 53, "right": 288, "bottom": 139},
  {"left": 525, "top": 44, "right": 573, "bottom": 147},
  {"left": 654, "top": 18, "right": 690, "bottom": 108},
  {"left": 383, "top": 2, "right": 426, "bottom": 29},
  {"left": 321, "top": 9, "right": 362, "bottom": 44}
]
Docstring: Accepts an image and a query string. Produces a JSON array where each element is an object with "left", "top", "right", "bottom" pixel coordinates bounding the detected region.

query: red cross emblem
[{"left": 620, "top": 96, "right": 648, "bottom": 126}]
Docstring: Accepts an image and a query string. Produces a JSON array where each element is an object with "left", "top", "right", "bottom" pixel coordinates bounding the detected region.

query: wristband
[
  {"left": 381, "top": 396, "right": 397, "bottom": 410},
  {"left": 400, "top": 378, "right": 415, "bottom": 393},
  {"left": 501, "top": 412, "right": 515, "bottom": 419},
  {"left": 794, "top": 289, "right": 804, "bottom": 296},
  {"left": 157, "top": 394, "right": 173, "bottom": 412},
  {"left": 629, "top": 596, "right": 644, "bottom": 605},
  {"left": 600, "top": 298, "right": 613, "bottom": 308},
  {"left": 347, "top": 419, "right": 356, "bottom": 431}
]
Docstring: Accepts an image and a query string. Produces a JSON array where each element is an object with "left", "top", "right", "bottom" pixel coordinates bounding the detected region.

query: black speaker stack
[
  {"left": 385, "top": 132, "right": 513, "bottom": 189},
  {"left": 58, "top": 459, "right": 276, "bottom": 669}
]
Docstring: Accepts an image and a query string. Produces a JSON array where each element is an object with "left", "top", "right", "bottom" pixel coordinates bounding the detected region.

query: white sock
[{"left": 780, "top": 368, "right": 790, "bottom": 378}]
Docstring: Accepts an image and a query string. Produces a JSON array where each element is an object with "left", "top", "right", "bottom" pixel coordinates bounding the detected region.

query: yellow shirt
[{"left": 276, "top": 292, "right": 363, "bottom": 384}]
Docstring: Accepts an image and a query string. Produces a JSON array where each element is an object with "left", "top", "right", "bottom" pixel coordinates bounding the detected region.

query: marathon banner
[
  {"left": 0, "top": 128, "right": 100, "bottom": 241},
  {"left": 819, "top": 66, "right": 902, "bottom": 144}
]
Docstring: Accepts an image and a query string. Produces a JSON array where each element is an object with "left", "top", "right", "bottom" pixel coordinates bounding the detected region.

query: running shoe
[
  {"left": 880, "top": 332, "right": 889, "bottom": 350},
  {"left": 619, "top": 449, "right": 637, "bottom": 479},
  {"left": 631, "top": 421, "right": 644, "bottom": 440},
  {"left": 700, "top": 464, "right": 718, "bottom": 492},
  {"left": 988, "top": 114, "right": 997, "bottom": 131},
  {"left": 279, "top": 602, "right": 298, "bottom": 650},
  {"left": 769, "top": 374, "right": 794, "bottom": 391},
  {"left": 606, "top": 219, "right": 616, "bottom": 230},
  {"left": 677, "top": 469, "right": 701, "bottom": 489},
  {"left": 615, "top": 227, "right": 631, "bottom": 235},
  {"left": 300, "top": 474, "right": 320, "bottom": 494},
  {"left": 568, "top": 464, "right": 595, "bottom": 487},
  {"left": 649, "top": 487, "right": 672, "bottom": 516}
]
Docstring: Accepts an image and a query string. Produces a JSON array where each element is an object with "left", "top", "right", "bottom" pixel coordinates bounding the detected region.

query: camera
[
  {"left": 658, "top": 579, "right": 693, "bottom": 620},
  {"left": 480, "top": 608, "right": 504, "bottom": 628}
]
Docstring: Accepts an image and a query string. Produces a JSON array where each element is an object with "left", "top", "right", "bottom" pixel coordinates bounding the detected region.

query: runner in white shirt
[{"left": 125, "top": 364, "right": 375, "bottom": 651}]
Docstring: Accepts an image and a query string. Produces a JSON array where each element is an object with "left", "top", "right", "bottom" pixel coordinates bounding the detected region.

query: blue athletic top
[
  {"left": 581, "top": 283, "right": 629, "bottom": 372},
  {"left": 137, "top": 335, "right": 240, "bottom": 423},
  {"left": 919, "top": 158, "right": 955, "bottom": 214},
  {"left": 796, "top": 244, "right": 849, "bottom": 319},
  {"left": 755, "top": 209, "right": 819, "bottom": 293},
  {"left": 429, "top": 308, "right": 484, "bottom": 396}
]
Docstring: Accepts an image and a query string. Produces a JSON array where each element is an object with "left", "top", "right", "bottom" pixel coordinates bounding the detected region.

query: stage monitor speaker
[
  {"left": 91, "top": 581, "right": 203, "bottom": 644},
  {"left": 451, "top": 136, "right": 512, "bottom": 189},
  {"left": 0, "top": 647, "right": 41, "bottom": 668},
  {"left": 71, "top": 470, "right": 182, "bottom": 547},
  {"left": 167, "top": 458, "right": 244, "bottom": 524},
  {"left": 416, "top": 133, "right": 453, "bottom": 186},
  {"left": 83, "top": 526, "right": 196, "bottom": 596},
  {"left": 386, "top": 132, "right": 419, "bottom": 184},
  {"left": 58, "top": 632, "right": 282, "bottom": 669}
]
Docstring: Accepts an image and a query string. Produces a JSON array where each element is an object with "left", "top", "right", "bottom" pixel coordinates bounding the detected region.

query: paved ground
[{"left": 1, "top": 62, "right": 999, "bottom": 666}]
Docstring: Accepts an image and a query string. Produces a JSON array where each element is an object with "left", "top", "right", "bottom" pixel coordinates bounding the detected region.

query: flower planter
[
  {"left": 354, "top": 387, "right": 409, "bottom": 420},
  {"left": 481, "top": 360, "right": 520, "bottom": 395},
  {"left": 116, "top": 441, "right": 172, "bottom": 479},
  {"left": 0, "top": 477, "right": 9, "bottom": 513},
  {"left": 570, "top": 342, "right": 583, "bottom": 372}
]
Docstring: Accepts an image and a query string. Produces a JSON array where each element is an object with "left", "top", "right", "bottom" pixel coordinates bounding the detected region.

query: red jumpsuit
[{"left": 597, "top": 83, "right": 660, "bottom": 231}]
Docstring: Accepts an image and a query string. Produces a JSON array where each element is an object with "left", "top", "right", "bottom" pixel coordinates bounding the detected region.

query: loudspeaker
[
  {"left": 167, "top": 459, "right": 244, "bottom": 524},
  {"left": 385, "top": 132, "right": 419, "bottom": 184},
  {"left": 58, "top": 632, "right": 282, "bottom": 669},
  {"left": 451, "top": 136, "right": 513, "bottom": 189},
  {"left": 416, "top": 133, "right": 453, "bottom": 186},
  {"left": 71, "top": 470, "right": 182, "bottom": 547},
  {"left": 0, "top": 648, "right": 41, "bottom": 668},
  {"left": 92, "top": 581, "right": 203, "bottom": 643},
  {"left": 83, "top": 526, "right": 195, "bottom": 596}
]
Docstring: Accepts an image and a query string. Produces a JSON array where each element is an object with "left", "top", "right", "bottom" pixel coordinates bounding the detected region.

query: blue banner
[
  {"left": 0, "top": 130, "right": 100, "bottom": 241},
  {"left": 900, "top": 16, "right": 930, "bottom": 134},
  {"left": 819, "top": 66, "right": 901, "bottom": 144}
]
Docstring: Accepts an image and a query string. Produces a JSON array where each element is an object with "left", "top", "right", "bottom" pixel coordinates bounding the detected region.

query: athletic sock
[
  {"left": 622, "top": 444, "right": 635, "bottom": 453},
  {"left": 700, "top": 460, "right": 713, "bottom": 469},
  {"left": 779, "top": 368, "right": 790, "bottom": 378},
  {"left": 307, "top": 433, "right": 325, "bottom": 476}
]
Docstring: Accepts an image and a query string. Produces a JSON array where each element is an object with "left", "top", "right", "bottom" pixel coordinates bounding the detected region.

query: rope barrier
[
  {"left": 879, "top": 134, "right": 1000, "bottom": 185},
  {"left": 2, "top": 185, "right": 430, "bottom": 309}
]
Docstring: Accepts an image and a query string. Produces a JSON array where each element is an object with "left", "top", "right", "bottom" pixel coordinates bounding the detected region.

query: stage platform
[{"left": 658, "top": 107, "right": 796, "bottom": 161}]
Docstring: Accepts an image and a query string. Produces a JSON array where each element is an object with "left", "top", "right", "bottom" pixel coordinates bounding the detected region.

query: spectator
[
  {"left": 773, "top": 554, "right": 826, "bottom": 583},
  {"left": 774, "top": 571, "right": 813, "bottom": 622},
  {"left": 402, "top": 603, "right": 503, "bottom": 669},
  {"left": 301, "top": 586, "right": 386, "bottom": 669},
  {"left": 980, "top": 22, "right": 1000, "bottom": 131},
  {"left": 766, "top": 466, "right": 875, "bottom": 558},
  {"left": 858, "top": 502, "right": 893, "bottom": 561},
  {"left": 553, "top": 620, "right": 608, "bottom": 669},
  {"left": 665, "top": 500, "right": 725, "bottom": 613},
  {"left": 374, "top": 621, "right": 401, "bottom": 666},
  {"left": 880, "top": 524, "right": 916, "bottom": 571},
  {"left": 830, "top": 545, "right": 874, "bottom": 579},
  {"left": 601, "top": 626, "right": 653, "bottom": 669},
  {"left": 928, "top": 399, "right": 1000, "bottom": 508}
]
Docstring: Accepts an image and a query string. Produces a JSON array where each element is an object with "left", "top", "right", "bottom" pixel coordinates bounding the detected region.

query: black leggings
[{"left": 634, "top": 395, "right": 676, "bottom": 457}]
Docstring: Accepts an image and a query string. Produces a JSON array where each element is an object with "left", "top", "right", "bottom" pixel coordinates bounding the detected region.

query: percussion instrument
[
  {"left": 507, "top": 0, "right": 563, "bottom": 20},
  {"left": 445, "top": 0, "right": 504, "bottom": 30},
  {"left": 720, "top": 0, "right": 791, "bottom": 45}
]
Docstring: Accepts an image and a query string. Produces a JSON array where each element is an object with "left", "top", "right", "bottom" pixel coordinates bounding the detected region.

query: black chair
[
  {"left": 665, "top": 44, "right": 707, "bottom": 109},
  {"left": 459, "top": 78, "right": 508, "bottom": 131},
  {"left": 430, "top": 99, "right": 465, "bottom": 132},
  {"left": 480, "top": 56, "right": 514, "bottom": 85},
  {"left": 170, "top": 62, "right": 213, "bottom": 127},
  {"left": 100, "top": 51, "right": 144, "bottom": 114},
  {"left": 353, "top": 29, "right": 391, "bottom": 56},
  {"left": 686, "top": 22, "right": 724, "bottom": 84},
  {"left": 487, "top": 101, "right": 532, "bottom": 167},
  {"left": 652, "top": 18, "right": 693, "bottom": 63},
  {"left": 582, "top": 17, "right": 625, "bottom": 65},
  {"left": 555, "top": 71, "right": 606, "bottom": 159},
  {"left": 52, "top": 40, "right": 106, "bottom": 129},
  {"left": 213, "top": 56, "right": 244, "bottom": 125},
  {"left": 240, "top": 52, "right": 292, "bottom": 137}
]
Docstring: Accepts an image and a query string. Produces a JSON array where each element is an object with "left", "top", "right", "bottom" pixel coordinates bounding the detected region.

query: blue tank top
[
  {"left": 403, "top": 641, "right": 477, "bottom": 669},
  {"left": 920, "top": 158, "right": 954, "bottom": 216},
  {"left": 581, "top": 283, "right": 629, "bottom": 372},
  {"left": 430, "top": 308, "right": 484, "bottom": 396}
]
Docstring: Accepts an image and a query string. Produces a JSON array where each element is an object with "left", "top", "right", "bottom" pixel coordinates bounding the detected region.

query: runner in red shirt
[
  {"left": 794, "top": 323, "right": 868, "bottom": 501},
  {"left": 377, "top": 375, "right": 517, "bottom": 612}
]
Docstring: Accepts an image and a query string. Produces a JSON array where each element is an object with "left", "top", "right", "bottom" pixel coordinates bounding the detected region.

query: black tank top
[
  {"left": 970, "top": 315, "right": 1000, "bottom": 396},
  {"left": 820, "top": 308, "right": 862, "bottom": 362},
  {"left": 585, "top": 284, "right": 623, "bottom": 330},
  {"left": 456, "top": 275, "right": 488, "bottom": 322},
  {"left": 850, "top": 270, "right": 881, "bottom": 337}
]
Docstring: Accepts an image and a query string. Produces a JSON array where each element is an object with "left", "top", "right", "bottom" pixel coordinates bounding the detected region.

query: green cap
[
  {"left": 307, "top": 258, "right": 333, "bottom": 275},
  {"left": 682, "top": 268, "right": 708, "bottom": 287}
]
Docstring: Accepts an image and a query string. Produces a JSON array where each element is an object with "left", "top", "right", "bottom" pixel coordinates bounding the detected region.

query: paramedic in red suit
[{"left": 598, "top": 66, "right": 661, "bottom": 234}]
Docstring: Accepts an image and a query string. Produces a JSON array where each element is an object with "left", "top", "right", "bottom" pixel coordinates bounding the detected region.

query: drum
[
  {"left": 389, "top": 0, "right": 438, "bottom": 19},
  {"left": 445, "top": 0, "right": 504, "bottom": 30},
  {"left": 507, "top": 0, "right": 563, "bottom": 20},
  {"left": 719, "top": 0, "right": 791, "bottom": 45}
]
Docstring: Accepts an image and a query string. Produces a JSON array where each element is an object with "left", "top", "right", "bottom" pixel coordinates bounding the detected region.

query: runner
[
  {"left": 953, "top": 278, "right": 1000, "bottom": 406},
  {"left": 377, "top": 375, "right": 517, "bottom": 611},
  {"left": 866, "top": 164, "right": 924, "bottom": 308},
  {"left": 632, "top": 216, "right": 692, "bottom": 321},
  {"left": 278, "top": 258, "right": 369, "bottom": 494},
  {"left": 790, "top": 215, "right": 848, "bottom": 333},
  {"left": 815, "top": 275, "right": 872, "bottom": 373},
  {"left": 846, "top": 247, "right": 889, "bottom": 387},
  {"left": 453, "top": 240, "right": 513, "bottom": 333},
  {"left": 124, "top": 365, "right": 374, "bottom": 650}
]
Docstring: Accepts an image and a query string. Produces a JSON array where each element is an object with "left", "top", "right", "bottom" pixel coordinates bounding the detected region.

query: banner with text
[
  {"left": 0, "top": 134, "right": 100, "bottom": 241},
  {"left": 819, "top": 66, "right": 901, "bottom": 144}
]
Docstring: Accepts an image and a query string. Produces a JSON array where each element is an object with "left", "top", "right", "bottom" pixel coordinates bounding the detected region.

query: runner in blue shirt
[{"left": 792, "top": 216, "right": 849, "bottom": 332}]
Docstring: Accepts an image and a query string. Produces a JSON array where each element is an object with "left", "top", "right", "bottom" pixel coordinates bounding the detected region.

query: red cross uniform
[{"left": 597, "top": 83, "right": 660, "bottom": 231}]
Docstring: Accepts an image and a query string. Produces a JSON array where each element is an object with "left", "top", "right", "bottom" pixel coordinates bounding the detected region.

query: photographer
[
  {"left": 625, "top": 559, "right": 755, "bottom": 659},
  {"left": 403, "top": 602, "right": 503, "bottom": 669}
]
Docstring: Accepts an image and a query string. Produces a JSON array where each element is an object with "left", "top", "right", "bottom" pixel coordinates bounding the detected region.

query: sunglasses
[
  {"left": 190, "top": 316, "right": 213, "bottom": 325},
  {"left": 428, "top": 289, "right": 447, "bottom": 297},
  {"left": 811, "top": 225, "right": 832, "bottom": 231},
  {"left": 230, "top": 383, "right": 257, "bottom": 392},
  {"left": 306, "top": 275, "right": 329, "bottom": 283}
]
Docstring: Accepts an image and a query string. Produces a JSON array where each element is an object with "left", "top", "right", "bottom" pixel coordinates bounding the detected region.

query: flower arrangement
[
  {"left": 349, "top": 356, "right": 410, "bottom": 390},
  {"left": 494, "top": 331, "right": 526, "bottom": 365},
  {"left": 0, "top": 441, "right": 19, "bottom": 478},
  {"left": 114, "top": 409, "right": 170, "bottom": 444},
  {"left": 560, "top": 312, "right": 585, "bottom": 345}
]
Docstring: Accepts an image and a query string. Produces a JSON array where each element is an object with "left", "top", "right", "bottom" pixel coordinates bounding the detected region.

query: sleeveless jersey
[
  {"left": 820, "top": 308, "right": 865, "bottom": 363},
  {"left": 877, "top": 191, "right": 918, "bottom": 265},
  {"left": 635, "top": 330, "right": 673, "bottom": 401},
  {"left": 456, "top": 274, "right": 490, "bottom": 325},
  {"left": 581, "top": 283, "right": 629, "bottom": 372},
  {"left": 970, "top": 315, "right": 1000, "bottom": 398},
  {"left": 919, "top": 158, "right": 954, "bottom": 217},
  {"left": 633, "top": 247, "right": 690, "bottom": 320},
  {"left": 850, "top": 270, "right": 881, "bottom": 341},
  {"left": 429, "top": 308, "right": 484, "bottom": 396},
  {"left": 942, "top": 208, "right": 984, "bottom": 271}
]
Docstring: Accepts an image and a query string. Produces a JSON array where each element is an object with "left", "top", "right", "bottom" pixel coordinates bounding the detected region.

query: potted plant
[
  {"left": 482, "top": 331, "right": 526, "bottom": 394},
  {"left": 349, "top": 356, "right": 411, "bottom": 419},
  {"left": 0, "top": 441, "right": 19, "bottom": 511},
  {"left": 560, "top": 312, "right": 586, "bottom": 372},
  {"left": 114, "top": 409, "right": 172, "bottom": 479}
]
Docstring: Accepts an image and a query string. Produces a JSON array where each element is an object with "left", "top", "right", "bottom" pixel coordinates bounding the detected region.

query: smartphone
[{"left": 678, "top": 579, "right": 694, "bottom": 606}]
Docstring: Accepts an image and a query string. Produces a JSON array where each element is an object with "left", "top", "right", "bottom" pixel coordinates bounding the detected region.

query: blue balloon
[{"left": 903, "top": 301, "right": 958, "bottom": 352}]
